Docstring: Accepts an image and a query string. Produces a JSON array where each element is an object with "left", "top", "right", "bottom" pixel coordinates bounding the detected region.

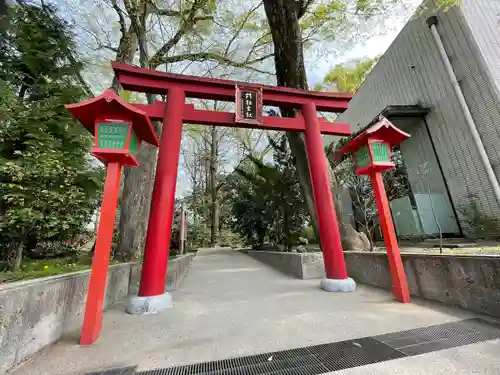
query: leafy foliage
[
  {"left": 0, "top": 3, "right": 103, "bottom": 270},
  {"left": 459, "top": 194, "right": 500, "bottom": 239},
  {"left": 315, "top": 57, "right": 379, "bottom": 93},
  {"left": 228, "top": 135, "right": 309, "bottom": 250}
]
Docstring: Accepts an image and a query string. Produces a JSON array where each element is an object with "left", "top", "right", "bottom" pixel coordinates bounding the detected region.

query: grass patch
[
  {"left": 0, "top": 258, "right": 90, "bottom": 283},
  {"left": 0, "top": 256, "right": 128, "bottom": 283},
  {"left": 0, "top": 251, "right": 182, "bottom": 284}
]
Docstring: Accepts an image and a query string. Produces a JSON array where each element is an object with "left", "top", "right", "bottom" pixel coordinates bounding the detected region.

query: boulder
[
  {"left": 296, "top": 245, "right": 307, "bottom": 253},
  {"left": 341, "top": 224, "right": 371, "bottom": 251}
]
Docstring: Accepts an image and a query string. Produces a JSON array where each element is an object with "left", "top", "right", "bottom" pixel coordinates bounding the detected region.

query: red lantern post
[
  {"left": 66, "top": 90, "right": 159, "bottom": 345},
  {"left": 336, "top": 116, "right": 411, "bottom": 303}
]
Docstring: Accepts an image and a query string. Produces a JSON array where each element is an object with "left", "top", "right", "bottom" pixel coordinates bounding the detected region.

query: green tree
[
  {"left": 229, "top": 135, "right": 308, "bottom": 250},
  {"left": 0, "top": 3, "right": 102, "bottom": 270},
  {"left": 227, "top": 165, "right": 270, "bottom": 248},
  {"left": 262, "top": 0, "right": 390, "bottom": 250},
  {"left": 315, "top": 57, "right": 379, "bottom": 93}
]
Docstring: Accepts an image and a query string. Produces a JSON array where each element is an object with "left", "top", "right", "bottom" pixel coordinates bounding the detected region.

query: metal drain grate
[
  {"left": 308, "top": 337, "right": 406, "bottom": 371},
  {"left": 87, "top": 366, "right": 137, "bottom": 375},
  {"left": 374, "top": 318, "right": 500, "bottom": 356},
  {"left": 88, "top": 318, "right": 500, "bottom": 375},
  {"left": 135, "top": 339, "right": 403, "bottom": 375}
]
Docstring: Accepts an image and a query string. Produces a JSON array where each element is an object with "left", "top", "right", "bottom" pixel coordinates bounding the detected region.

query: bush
[
  {"left": 219, "top": 229, "right": 244, "bottom": 248},
  {"left": 0, "top": 4, "right": 103, "bottom": 269},
  {"left": 228, "top": 135, "right": 309, "bottom": 249},
  {"left": 460, "top": 196, "right": 500, "bottom": 239},
  {"left": 303, "top": 226, "right": 318, "bottom": 244}
]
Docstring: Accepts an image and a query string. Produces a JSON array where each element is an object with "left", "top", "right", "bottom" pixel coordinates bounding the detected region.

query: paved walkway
[{"left": 12, "top": 249, "right": 500, "bottom": 375}]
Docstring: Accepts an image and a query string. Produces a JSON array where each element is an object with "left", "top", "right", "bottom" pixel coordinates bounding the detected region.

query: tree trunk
[
  {"left": 287, "top": 132, "right": 320, "bottom": 238},
  {"left": 263, "top": 1, "right": 319, "bottom": 238},
  {"left": 263, "top": 0, "right": 369, "bottom": 251},
  {"left": 282, "top": 194, "right": 292, "bottom": 251},
  {"left": 209, "top": 126, "right": 219, "bottom": 247},
  {"left": 115, "top": 14, "right": 160, "bottom": 261},
  {"left": 117, "top": 143, "right": 158, "bottom": 260},
  {"left": 111, "top": 27, "right": 138, "bottom": 91},
  {"left": 10, "top": 231, "right": 25, "bottom": 271},
  {"left": 203, "top": 135, "right": 210, "bottom": 223},
  {"left": 0, "top": 0, "right": 7, "bottom": 16}
]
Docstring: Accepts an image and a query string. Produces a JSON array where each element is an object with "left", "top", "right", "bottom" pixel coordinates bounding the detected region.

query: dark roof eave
[{"left": 354, "top": 105, "right": 430, "bottom": 138}]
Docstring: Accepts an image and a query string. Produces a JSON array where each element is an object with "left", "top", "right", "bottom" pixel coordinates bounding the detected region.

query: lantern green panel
[
  {"left": 354, "top": 145, "right": 370, "bottom": 168},
  {"left": 97, "top": 123, "right": 129, "bottom": 149},
  {"left": 371, "top": 142, "right": 390, "bottom": 163},
  {"left": 128, "top": 130, "right": 139, "bottom": 158}
]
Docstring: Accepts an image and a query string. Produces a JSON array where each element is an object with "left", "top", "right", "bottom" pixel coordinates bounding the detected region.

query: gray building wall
[
  {"left": 396, "top": 117, "right": 446, "bottom": 195},
  {"left": 335, "top": 0, "right": 500, "bottom": 233},
  {"left": 462, "top": 0, "right": 500, "bottom": 94}
]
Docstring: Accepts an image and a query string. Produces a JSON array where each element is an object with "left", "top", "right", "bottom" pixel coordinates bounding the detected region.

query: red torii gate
[{"left": 111, "top": 62, "right": 357, "bottom": 314}]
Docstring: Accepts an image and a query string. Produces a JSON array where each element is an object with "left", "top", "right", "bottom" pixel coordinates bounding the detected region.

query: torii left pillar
[{"left": 127, "top": 87, "right": 185, "bottom": 314}]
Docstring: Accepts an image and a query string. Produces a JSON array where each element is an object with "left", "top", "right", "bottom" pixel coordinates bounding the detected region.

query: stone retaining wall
[
  {"left": 128, "top": 252, "right": 196, "bottom": 295},
  {"left": 245, "top": 250, "right": 500, "bottom": 317},
  {"left": 245, "top": 250, "right": 325, "bottom": 279},
  {"left": 0, "top": 253, "right": 196, "bottom": 374},
  {"left": 344, "top": 252, "right": 500, "bottom": 318},
  {"left": 0, "top": 263, "right": 131, "bottom": 374}
]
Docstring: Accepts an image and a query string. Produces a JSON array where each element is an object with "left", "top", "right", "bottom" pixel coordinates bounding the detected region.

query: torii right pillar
[
  {"left": 336, "top": 116, "right": 411, "bottom": 303},
  {"left": 303, "top": 102, "right": 356, "bottom": 293}
]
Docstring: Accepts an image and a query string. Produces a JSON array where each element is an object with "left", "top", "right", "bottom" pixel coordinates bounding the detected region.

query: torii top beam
[
  {"left": 132, "top": 102, "right": 352, "bottom": 136},
  {"left": 112, "top": 62, "right": 352, "bottom": 113}
]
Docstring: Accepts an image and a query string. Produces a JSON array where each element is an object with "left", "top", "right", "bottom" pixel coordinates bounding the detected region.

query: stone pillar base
[
  {"left": 126, "top": 292, "right": 172, "bottom": 315},
  {"left": 320, "top": 277, "right": 356, "bottom": 292}
]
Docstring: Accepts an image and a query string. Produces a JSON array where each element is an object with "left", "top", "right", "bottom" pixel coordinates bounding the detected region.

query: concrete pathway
[{"left": 12, "top": 249, "right": 500, "bottom": 375}]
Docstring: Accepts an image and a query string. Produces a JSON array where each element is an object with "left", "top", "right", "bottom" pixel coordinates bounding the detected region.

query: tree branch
[
  {"left": 152, "top": 51, "right": 273, "bottom": 74},
  {"left": 149, "top": 0, "right": 214, "bottom": 69},
  {"left": 223, "top": 1, "right": 263, "bottom": 57},
  {"left": 244, "top": 30, "right": 272, "bottom": 61},
  {"left": 150, "top": 6, "right": 181, "bottom": 17},
  {"left": 65, "top": 51, "right": 93, "bottom": 97},
  {"left": 298, "top": 0, "right": 314, "bottom": 19},
  {"left": 151, "top": 4, "right": 213, "bottom": 21},
  {"left": 150, "top": 1, "right": 271, "bottom": 75},
  {"left": 193, "top": 14, "right": 213, "bottom": 21},
  {"left": 88, "top": 29, "right": 119, "bottom": 52},
  {"left": 111, "top": 0, "right": 127, "bottom": 37}
]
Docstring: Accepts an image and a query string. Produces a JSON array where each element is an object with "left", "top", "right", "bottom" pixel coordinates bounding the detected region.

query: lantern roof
[
  {"left": 66, "top": 89, "right": 159, "bottom": 147},
  {"left": 335, "top": 116, "right": 410, "bottom": 158}
]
